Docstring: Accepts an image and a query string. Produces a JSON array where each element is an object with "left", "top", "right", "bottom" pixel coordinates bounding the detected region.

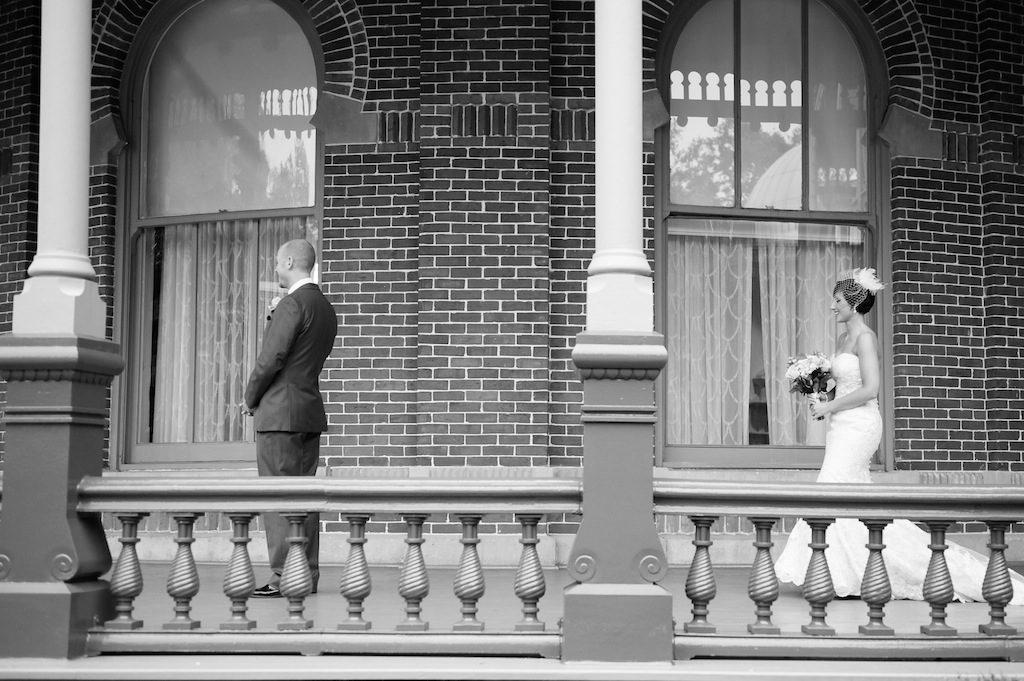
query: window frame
[
  {"left": 112, "top": 0, "right": 326, "bottom": 470},
  {"left": 652, "top": 0, "right": 893, "bottom": 469}
]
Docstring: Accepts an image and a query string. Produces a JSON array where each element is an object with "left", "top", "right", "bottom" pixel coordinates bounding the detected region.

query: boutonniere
[{"left": 266, "top": 296, "right": 282, "bottom": 321}]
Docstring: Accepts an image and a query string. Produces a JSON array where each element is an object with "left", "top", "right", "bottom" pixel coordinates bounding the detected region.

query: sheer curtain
[
  {"left": 148, "top": 217, "right": 314, "bottom": 444},
  {"left": 194, "top": 221, "right": 257, "bottom": 442},
  {"left": 665, "top": 224, "right": 753, "bottom": 445},
  {"left": 152, "top": 226, "right": 197, "bottom": 442},
  {"left": 757, "top": 224, "right": 856, "bottom": 445}
]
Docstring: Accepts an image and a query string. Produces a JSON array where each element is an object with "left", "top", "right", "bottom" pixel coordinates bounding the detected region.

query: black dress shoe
[{"left": 252, "top": 584, "right": 282, "bottom": 598}]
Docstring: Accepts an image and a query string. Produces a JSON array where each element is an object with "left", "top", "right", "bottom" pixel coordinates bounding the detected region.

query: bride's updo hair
[{"left": 834, "top": 268, "right": 885, "bottom": 314}]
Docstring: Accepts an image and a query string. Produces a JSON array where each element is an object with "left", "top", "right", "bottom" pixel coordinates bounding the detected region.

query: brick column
[
  {"left": 562, "top": 0, "right": 673, "bottom": 663},
  {"left": 0, "top": 0, "right": 122, "bottom": 658}
]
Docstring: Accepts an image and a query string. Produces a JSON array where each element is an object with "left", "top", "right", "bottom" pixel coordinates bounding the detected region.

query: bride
[{"left": 773, "top": 268, "right": 1024, "bottom": 604}]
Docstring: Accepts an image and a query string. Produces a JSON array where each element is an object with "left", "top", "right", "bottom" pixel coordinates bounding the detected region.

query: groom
[{"left": 242, "top": 238, "right": 337, "bottom": 598}]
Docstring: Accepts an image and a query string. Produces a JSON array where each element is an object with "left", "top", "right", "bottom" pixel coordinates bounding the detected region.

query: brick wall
[
  {"left": 0, "top": 4, "right": 39, "bottom": 335},
  {"left": 0, "top": 0, "right": 1021, "bottom": 476},
  {"left": 414, "top": 0, "right": 552, "bottom": 466},
  {"left": 0, "top": 3, "right": 41, "bottom": 461},
  {"left": 978, "top": 3, "right": 1024, "bottom": 467}
]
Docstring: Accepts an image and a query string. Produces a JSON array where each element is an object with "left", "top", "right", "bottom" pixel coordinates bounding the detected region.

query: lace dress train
[{"left": 773, "top": 353, "right": 1024, "bottom": 605}]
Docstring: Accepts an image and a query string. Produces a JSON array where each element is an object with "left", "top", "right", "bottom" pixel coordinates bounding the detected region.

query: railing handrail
[
  {"left": 654, "top": 478, "right": 1024, "bottom": 520},
  {"left": 76, "top": 475, "right": 583, "bottom": 515}
]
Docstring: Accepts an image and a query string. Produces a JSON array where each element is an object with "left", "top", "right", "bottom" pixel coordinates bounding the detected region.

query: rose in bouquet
[{"left": 785, "top": 352, "right": 833, "bottom": 396}]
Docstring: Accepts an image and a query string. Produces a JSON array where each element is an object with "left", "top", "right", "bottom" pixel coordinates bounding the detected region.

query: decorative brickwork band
[
  {"left": 451, "top": 104, "right": 517, "bottom": 138},
  {"left": 379, "top": 110, "right": 419, "bottom": 144},
  {"left": 551, "top": 109, "right": 595, "bottom": 142}
]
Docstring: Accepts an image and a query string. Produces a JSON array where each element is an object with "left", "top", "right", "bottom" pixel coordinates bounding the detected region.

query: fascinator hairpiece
[{"left": 835, "top": 267, "right": 885, "bottom": 309}]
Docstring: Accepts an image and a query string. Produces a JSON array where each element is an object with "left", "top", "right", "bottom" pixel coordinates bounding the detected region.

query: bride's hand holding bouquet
[{"left": 785, "top": 352, "right": 834, "bottom": 420}]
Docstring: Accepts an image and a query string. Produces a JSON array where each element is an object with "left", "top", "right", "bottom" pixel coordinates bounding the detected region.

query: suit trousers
[{"left": 256, "top": 431, "right": 321, "bottom": 590}]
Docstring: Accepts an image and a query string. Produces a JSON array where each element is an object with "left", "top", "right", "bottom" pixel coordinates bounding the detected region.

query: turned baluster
[
  {"left": 801, "top": 517, "right": 836, "bottom": 636},
  {"left": 278, "top": 512, "right": 314, "bottom": 631},
  {"left": 221, "top": 512, "right": 257, "bottom": 631},
  {"left": 979, "top": 520, "right": 1017, "bottom": 636},
  {"left": 684, "top": 515, "right": 718, "bottom": 633},
  {"left": 397, "top": 514, "right": 430, "bottom": 631},
  {"left": 338, "top": 514, "right": 372, "bottom": 631},
  {"left": 453, "top": 514, "right": 485, "bottom": 632},
  {"left": 165, "top": 513, "right": 201, "bottom": 630},
  {"left": 106, "top": 512, "right": 148, "bottom": 630},
  {"left": 514, "top": 514, "right": 546, "bottom": 632},
  {"left": 920, "top": 520, "right": 956, "bottom": 636},
  {"left": 858, "top": 519, "right": 894, "bottom": 636},
  {"left": 747, "top": 517, "right": 780, "bottom": 635}
]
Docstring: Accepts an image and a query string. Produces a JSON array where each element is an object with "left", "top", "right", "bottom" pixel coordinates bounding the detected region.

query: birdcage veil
[{"left": 834, "top": 267, "right": 885, "bottom": 309}]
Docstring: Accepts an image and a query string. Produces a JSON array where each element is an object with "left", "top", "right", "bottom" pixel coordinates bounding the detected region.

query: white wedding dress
[{"left": 774, "top": 353, "right": 1024, "bottom": 604}]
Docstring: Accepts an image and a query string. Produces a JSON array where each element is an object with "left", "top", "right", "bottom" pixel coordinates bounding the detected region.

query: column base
[
  {"left": 0, "top": 580, "right": 112, "bottom": 658},
  {"left": 562, "top": 582, "right": 673, "bottom": 662},
  {"left": 13, "top": 276, "right": 106, "bottom": 338}
]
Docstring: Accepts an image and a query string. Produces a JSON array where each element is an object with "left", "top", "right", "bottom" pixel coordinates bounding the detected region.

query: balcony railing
[
  {"left": 24, "top": 475, "right": 1014, "bottom": 663},
  {"left": 654, "top": 479, "right": 1024, "bottom": 661},
  {"left": 76, "top": 476, "right": 581, "bottom": 657}
]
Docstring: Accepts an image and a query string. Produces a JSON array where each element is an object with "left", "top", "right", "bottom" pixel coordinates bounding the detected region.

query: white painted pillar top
[
  {"left": 14, "top": 0, "right": 105, "bottom": 338},
  {"left": 587, "top": 0, "right": 653, "bottom": 333}
]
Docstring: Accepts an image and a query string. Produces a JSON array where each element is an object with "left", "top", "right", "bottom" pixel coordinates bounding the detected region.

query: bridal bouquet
[{"left": 785, "top": 352, "right": 833, "bottom": 395}]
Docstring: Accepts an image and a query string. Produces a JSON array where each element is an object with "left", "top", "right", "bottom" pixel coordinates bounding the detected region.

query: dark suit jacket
[{"left": 244, "top": 283, "right": 337, "bottom": 433}]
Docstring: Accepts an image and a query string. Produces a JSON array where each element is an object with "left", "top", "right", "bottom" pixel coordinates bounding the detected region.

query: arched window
[
  {"left": 122, "top": 0, "right": 321, "bottom": 466},
  {"left": 656, "top": 0, "right": 888, "bottom": 468}
]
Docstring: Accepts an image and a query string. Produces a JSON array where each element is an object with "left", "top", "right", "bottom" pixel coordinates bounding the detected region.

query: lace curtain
[
  {"left": 149, "top": 216, "right": 312, "bottom": 443},
  {"left": 665, "top": 225, "right": 753, "bottom": 445},
  {"left": 665, "top": 220, "right": 859, "bottom": 447},
  {"left": 757, "top": 224, "right": 856, "bottom": 445}
]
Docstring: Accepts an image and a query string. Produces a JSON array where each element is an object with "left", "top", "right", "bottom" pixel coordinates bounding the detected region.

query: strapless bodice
[{"left": 833, "top": 352, "right": 867, "bottom": 401}]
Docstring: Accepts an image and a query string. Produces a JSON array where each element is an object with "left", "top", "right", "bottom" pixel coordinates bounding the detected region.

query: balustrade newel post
[
  {"left": 397, "top": 515, "right": 430, "bottom": 631},
  {"left": 221, "top": 513, "right": 257, "bottom": 631},
  {"left": 338, "top": 515, "right": 372, "bottom": 631},
  {"left": 979, "top": 520, "right": 1017, "bottom": 636},
  {"left": 165, "top": 514, "right": 201, "bottom": 630},
  {"left": 278, "top": 512, "right": 314, "bottom": 630},
  {"left": 562, "top": 0, "right": 671, "bottom": 662},
  {"left": 106, "top": 513, "right": 149, "bottom": 631},
  {"left": 453, "top": 515, "right": 485, "bottom": 632},
  {"left": 684, "top": 515, "right": 718, "bottom": 633},
  {"left": 801, "top": 518, "right": 836, "bottom": 636},
  {"left": 747, "top": 517, "right": 780, "bottom": 635},
  {"left": 0, "top": 0, "right": 122, "bottom": 660},
  {"left": 514, "top": 514, "right": 546, "bottom": 632},
  {"left": 859, "top": 519, "right": 894, "bottom": 636}
]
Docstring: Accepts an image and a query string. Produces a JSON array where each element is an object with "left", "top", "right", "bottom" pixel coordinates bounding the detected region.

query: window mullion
[
  {"left": 801, "top": 0, "right": 809, "bottom": 211},
  {"left": 733, "top": 0, "right": 742, "bottom": 208}
]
